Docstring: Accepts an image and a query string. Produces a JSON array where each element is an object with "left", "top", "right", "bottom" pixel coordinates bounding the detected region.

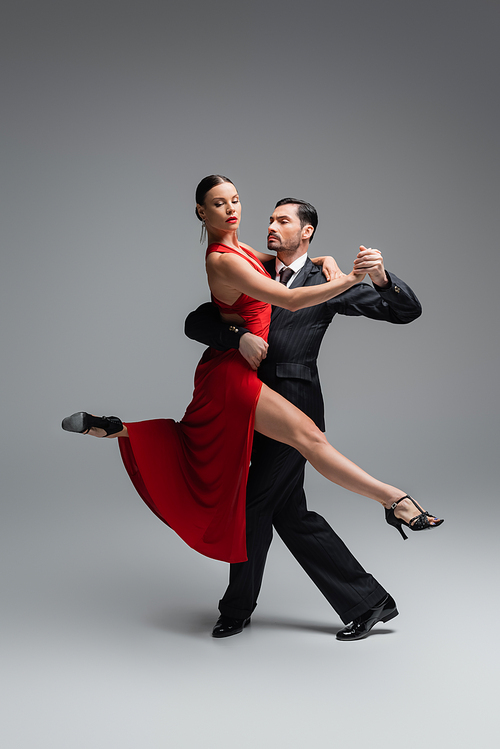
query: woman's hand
[
  {"left": 346, "top": 268, "right": 366, "bottom": 283},
  {"left": 239, "top": 332, "right": 269, "bottom": 370},
  {"left": 311, "top": 255, "right": 345, "bottom": 281}
]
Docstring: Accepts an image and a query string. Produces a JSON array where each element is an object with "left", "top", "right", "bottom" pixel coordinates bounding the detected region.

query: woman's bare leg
[
  {"left": 87, "top": 425, "right": 129, "bottom": 438},
  {"left": 254, "top": 384, "right": 440, "bottom": 526}
]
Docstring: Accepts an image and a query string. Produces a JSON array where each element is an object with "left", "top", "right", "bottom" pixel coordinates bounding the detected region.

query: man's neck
[{"left": 276, "top": 243, "right": 310, "bottom": 266}]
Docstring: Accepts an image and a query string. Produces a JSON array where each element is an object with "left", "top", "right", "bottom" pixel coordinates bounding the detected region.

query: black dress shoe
[
  {"left": 336, "top": 594, "right": 398, "bottom": 641},
  {"left": 212, "top": 615, "right": 251, "bottom": 638}
]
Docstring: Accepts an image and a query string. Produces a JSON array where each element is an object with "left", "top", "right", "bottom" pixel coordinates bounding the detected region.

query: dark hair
[
  {"left": 195, "top": 174, "right": 234, "bottom": 221},
  {"left": 274, "top": 198, "right": 318, "bottom": 242}
]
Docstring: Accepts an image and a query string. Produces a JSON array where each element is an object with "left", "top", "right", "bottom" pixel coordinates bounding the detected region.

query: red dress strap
[{"left": 206, "top": 243, "right": 269, "bottom": 276}]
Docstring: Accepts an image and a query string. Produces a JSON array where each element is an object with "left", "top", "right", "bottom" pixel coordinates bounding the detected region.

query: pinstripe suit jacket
[{"left": 184, "top": 257, "right": 422, "bottom": 431}]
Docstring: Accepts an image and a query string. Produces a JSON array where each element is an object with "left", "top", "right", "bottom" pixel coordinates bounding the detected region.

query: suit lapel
[
  {"left": 290, "top": 258, "right": 318, "bottom": 288},
  {"left": 271, "top": 258, "right": 320, "bottom": 322}
]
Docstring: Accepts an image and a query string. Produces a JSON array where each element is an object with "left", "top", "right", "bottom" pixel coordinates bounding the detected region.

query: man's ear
[{"left": 302, "top": 224, "right": 314, "bottom": 240}]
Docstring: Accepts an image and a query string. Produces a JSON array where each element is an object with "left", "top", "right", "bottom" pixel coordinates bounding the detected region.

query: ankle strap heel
[
  {"left": 62, "top": 412, "right": 123, "bottom": 436},
  {"left": 385, "top": 494, "right": 444, "bottom": 540}
]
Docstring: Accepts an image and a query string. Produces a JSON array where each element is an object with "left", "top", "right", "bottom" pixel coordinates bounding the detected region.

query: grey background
[{"left": 1, "top": 1, "right": 498, "bottom": 747}]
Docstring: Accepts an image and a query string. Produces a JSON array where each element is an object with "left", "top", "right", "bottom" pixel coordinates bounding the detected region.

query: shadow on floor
[{"left": 145, "top": 608, "right": 397, "bottom": 639}]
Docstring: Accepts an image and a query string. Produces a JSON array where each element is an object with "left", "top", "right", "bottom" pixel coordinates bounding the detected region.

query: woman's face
[{"left": 197, "top": 182, "right": 241, "bottom": 232}]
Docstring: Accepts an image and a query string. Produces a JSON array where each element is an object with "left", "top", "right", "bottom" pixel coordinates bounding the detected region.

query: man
[{"left": 185, "top": 198, "right": 422, "bottom": 641}]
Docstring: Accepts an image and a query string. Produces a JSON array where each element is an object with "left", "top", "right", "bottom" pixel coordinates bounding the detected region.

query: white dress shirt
[{"left": 274, "top": 252, "right": 308, "bottom": 286}]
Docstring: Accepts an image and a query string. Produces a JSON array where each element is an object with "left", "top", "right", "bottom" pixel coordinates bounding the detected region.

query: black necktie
[{"left": 279, "top": 267, "right": 294, "bottom": 285}]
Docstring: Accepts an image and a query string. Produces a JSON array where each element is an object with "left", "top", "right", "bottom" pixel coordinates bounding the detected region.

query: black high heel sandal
[
  {"left": 61, "top": 412, "right": 123, "bottom": 437},
  {"left": 385, "top": 495, "right": 444, "bottom": 540}
]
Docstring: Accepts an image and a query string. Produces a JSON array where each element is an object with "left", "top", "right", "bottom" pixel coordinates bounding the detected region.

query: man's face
[{"left": 267, "top": 204, "right": 304, "bottom": 253}]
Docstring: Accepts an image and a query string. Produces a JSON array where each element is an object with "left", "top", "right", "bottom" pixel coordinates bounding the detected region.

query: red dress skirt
[{"left": 119, "top": 244, "right": 271, "bottom": 563}]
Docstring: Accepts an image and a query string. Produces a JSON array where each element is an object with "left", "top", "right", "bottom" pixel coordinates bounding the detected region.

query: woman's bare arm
[
  {"left": 239, "top": 242, "right": 343, "bottom": 281},
  {"left": 207, "top": 252, "right": 364, "bottom": 311}
]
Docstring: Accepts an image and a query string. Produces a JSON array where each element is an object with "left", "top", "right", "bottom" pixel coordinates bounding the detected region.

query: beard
[{"left": 267, "top": 231, "right": 302, "bottom": 254}]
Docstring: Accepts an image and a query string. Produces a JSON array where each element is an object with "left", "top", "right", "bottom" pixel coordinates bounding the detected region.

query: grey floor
[{"left": 3, "top": 436, "right": 497, "bottom": 749}]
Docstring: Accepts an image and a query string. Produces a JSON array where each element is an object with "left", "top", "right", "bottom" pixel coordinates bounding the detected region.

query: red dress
[{"left": 118, "top": 244, "right": 271, "bottom": 563}]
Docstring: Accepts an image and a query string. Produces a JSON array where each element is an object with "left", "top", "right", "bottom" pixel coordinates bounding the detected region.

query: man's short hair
[{"left": 274, "top": 198, "right": 318, "bottom": 242}]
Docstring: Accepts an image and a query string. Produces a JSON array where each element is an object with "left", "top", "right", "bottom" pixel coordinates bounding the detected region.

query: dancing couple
[{"left": 62, "top": 174, "right": 443, "bottom": 641}]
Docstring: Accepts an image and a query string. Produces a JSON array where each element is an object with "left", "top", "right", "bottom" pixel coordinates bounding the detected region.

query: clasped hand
[
  {"left": 352, "top": 246, "right": 388, "bottom": 286},
  {"left": 326, "top": 246, "right": 388, "bottom": 286},
  {"left": 320, "top": 247, "right": 387, "bottom": 287}
]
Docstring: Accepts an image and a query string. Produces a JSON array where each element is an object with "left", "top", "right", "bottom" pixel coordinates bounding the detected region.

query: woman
[{"left": 62, "top": 175, "right": 443, "bottom": 562}]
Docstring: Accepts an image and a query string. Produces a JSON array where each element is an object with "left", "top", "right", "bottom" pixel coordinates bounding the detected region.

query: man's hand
[
  {"left": 239, "top": 332, "right": 269, "bottom": 370},
  {"left": 353, "top": 246, "right": 389, "bottom": 287}
]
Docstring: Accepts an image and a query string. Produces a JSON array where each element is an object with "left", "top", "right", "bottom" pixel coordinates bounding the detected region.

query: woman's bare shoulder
[
  {"left": 239, "top": 242, "right": 274, "bottom": 264},
  {"left": 206, "top": 250, "right": 247, "bottom": 274}
]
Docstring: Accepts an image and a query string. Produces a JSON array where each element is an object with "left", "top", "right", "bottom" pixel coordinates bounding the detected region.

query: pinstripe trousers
[{"left": 218, "top": 432, "right": 387, "bottom": 624}]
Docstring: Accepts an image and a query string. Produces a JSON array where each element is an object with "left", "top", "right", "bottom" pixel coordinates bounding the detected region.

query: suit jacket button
[{"left": 394, "top": 285, "right": 400, "bottom": 293}]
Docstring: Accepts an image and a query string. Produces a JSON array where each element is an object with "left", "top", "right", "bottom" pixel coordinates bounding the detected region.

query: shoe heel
[
  {"left": 385, "top": 507, "right": 408, "bottom": 540},
  {"left": 396, "top": 525, "right": 408, "bottom": 541}
]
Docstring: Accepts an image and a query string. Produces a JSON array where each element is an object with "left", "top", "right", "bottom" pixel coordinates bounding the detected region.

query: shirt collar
[{"left": 275, "top": 252, "right": 308, "bottom": 276}]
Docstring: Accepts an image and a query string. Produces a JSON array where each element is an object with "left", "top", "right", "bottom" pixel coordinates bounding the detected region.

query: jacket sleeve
[
  {"left": 329, "top": 271, "right": 422, "bottom": 323},
  {"left": 184, "top": 302, "right": 251, "bottom": 351}
]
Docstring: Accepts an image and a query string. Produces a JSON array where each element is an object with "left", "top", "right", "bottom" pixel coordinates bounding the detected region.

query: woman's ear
[{"left": 196, "top": 204, "right": 205, "bottom": 221}]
